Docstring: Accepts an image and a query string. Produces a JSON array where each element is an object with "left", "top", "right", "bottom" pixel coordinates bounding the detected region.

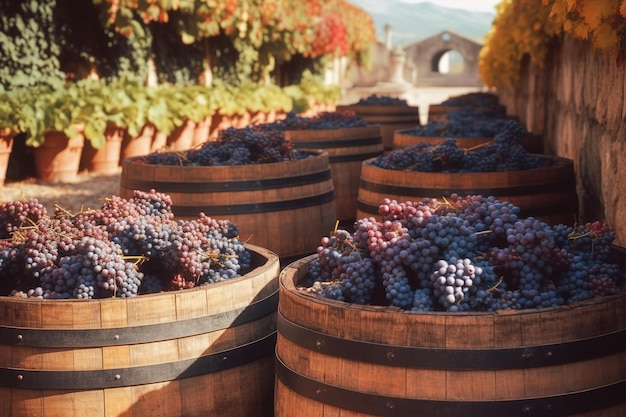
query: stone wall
[{"left": 498, "top": 35, "right": 626, "bottom": 245}]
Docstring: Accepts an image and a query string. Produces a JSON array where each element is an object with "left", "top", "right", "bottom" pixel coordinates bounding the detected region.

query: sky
[{"left": 399, "top": 0, "right": 501, "bottom": 13}]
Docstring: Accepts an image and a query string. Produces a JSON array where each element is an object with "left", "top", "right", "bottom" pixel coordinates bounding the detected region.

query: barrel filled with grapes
[
  {"left": 120, "top": 127, "right": 337, "bottom": 264},
  {"left": 337, "top": 95, "right": 420, "bottom": 151},
  {"left": 260, "top": 111, "right": 384, "bottom": 226},
  {"left": 0, "top": 191, "right": 281, "bottom": 417},
  {"left": 358, "top": 120, "right": 576, "bottom": 226},
  {"left": 275, "top": 196, "right": 626, "bottom": 417}
]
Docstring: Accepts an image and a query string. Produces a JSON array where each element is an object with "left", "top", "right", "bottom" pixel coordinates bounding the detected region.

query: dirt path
[{"left": 1, "top": 169, "right": 122, "bottom": 214}]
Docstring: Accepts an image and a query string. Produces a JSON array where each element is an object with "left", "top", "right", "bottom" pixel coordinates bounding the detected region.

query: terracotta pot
[
  {"left": 0, "top": 129, "right": 14, "bottom": 187},
  {"left": 120, "top": 123, "right": 155, "bottom": 161},
  {"left": 33, "top": 129, "right": 85, "bottom": 183},
  {"left": 192, "top": 116, "right": 212, "bottom": 147},
  {"left": 166, "top": 119, "right": 197, "bottom": 151},
  {"left": 80, "top": 124, "right": 124, "bottom": 175}
]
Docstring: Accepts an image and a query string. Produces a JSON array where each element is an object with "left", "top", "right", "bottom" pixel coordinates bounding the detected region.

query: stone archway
[{"left": 404, "top": 30, "right": 483, "bottom": 87}]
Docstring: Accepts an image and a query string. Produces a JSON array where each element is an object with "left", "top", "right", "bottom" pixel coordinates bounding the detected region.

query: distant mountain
[{"left": 348, "top": 0, "right": 495, "bottom": 46}]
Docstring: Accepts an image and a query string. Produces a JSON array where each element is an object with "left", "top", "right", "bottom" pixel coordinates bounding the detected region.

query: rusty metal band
[
  {"left": 1, "top": 332, "right": 276, "bottom": 390},
  {"left": 122, "top": 169, "right": 332, "bottom": 193},
  {"left": 172, "top": 190, "right": 335, "bottom": 217},
  {"left": 0, "top": 290, "right": 277, "bottom": 348},
  {"left": 277, "top": 312, "right": 626, "bottom": 369},
  {"left": 275, "top": 354, "right": 626, "bottom": 417},
  {"left": 358, "top": 176, "right": 576, "bottom": 199},
  {"left": 292, "top": 136, "right": 382, "bottom": 149}
]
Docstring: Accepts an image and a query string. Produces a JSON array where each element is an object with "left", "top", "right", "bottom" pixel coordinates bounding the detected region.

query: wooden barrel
[
  {"left": 356, "top": 155, "right": 578, "bottom": 226},
  {"left": 0, "top": 244, "right": 279, "bottom": 417},
  {"left": 285, "top": 125, "right": 383, "bottom": 225},
  {"left": 120, "top": 150, "right": 336, "bottom": 263},
  {"left": 336, "top": 105, "right": 420, "bottom": 151},
  {"left": 275, "top": 254, "right": 626, "bottom": 417},
  {"left": 393, "top": 130, "right": 544, "bottom": 153}
]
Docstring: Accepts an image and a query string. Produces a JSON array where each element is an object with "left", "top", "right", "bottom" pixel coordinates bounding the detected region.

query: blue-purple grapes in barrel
[{"left": 302, "top": 194, "right": 625, "bottom": 311}]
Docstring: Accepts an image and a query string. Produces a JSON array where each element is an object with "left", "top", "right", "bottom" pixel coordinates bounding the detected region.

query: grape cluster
[
  {"left": 404, "top": 114, "right": 511, "bottom": 138},
  {"left": 374, "top": 120, "right": 545, "bottom": 172},
  {"left": 143, "top": 126, "right": 309, "bottom": 166},
  {"left": 0, "top": 190, "right": 251, "bottom": 299},
  {"left": 302, "top": 194, "right": 625, "bottom": 312},
  {"left": 441, "top": 92, "right": 504, "bottom": 111},
  {"left": 304, "top": 229, "right": 377, "bottom": 305},
  {"left": 260, "top": 110, "right": 368, "bottom": 130},
  {"left": 355, "top": 94, "right": 408, "bottom": 106}
]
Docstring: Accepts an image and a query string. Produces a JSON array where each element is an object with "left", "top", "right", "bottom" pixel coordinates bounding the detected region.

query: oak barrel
[
  {"left": 336, "top": 105, "right": 420, "bottom": 151},
  {"left": 356, "top": 155, "right": 578, "bottom": 226},
  {"left": 275, "top": 254, "right": 626, "bottom": 417},
  {"left": 0, "top": 244, "right": 279, "bottom": 417},
  {"left": 120, "top": 150, "right": 336, "bottom": 263},
  {"left": 285, "top": 125, "right": 383, "bottom": 225}
]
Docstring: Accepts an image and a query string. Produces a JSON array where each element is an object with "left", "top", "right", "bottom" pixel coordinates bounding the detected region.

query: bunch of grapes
[
  {"left": 304, "top": 228, "right": 378, "bottom": 305},
  {"left": 356, "top": 94, "right": 408, "bottom": 106},
  {"left": 441, "top": 92, "right": 504, "bottom": 113},
  {"left": 0, "top": 189, "right": 251, "bottom": 299},
  {"left": 302, "top": 194, "right": 625, "bottom": 312},
  {"left": 143, "top": 126, "right": 308, "bottom": 166},
  {"left": 404, "top": 115, "right": 511, "bottom": 138},
  {"left": 260, "top": 110, "right": 368, "bottom": 130},
  {"left": 373, "top": 120, "right": 546, "bottom": 173}
]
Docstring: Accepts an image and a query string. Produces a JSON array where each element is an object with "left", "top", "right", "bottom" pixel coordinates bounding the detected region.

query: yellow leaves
[
  {"left": 571, "top": 20, "right": 589, "bottom": 39},
  {"left": 565, "top": 0, "right": 578, "bottom": 12},
  {"left": 593, "top": 21, "right": 619, "bottom": 49},
  {"left": 580, "top": 0, "right": 618, "bottom": 27},
  {"left": 480, "top": 0, "right": 626, "bottom": 89}
]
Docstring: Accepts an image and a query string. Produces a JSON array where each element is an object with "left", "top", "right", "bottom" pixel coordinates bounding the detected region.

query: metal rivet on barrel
[
  {"left": 316, "top": 388, "right": 322, "bottom": 395},
  {"left": 545, "top": 351, "right": 552, "bottom": 357},
  {"left": 387, "top": 351, "right": 395, "bottom": 361},
  {"left": 17, "top": 374, "right": 23, "bottom": 381},
  {"left": 522, "top": 348, "right": 532, "bottom": 359},
  {"left": 114, "top": 374, "right": 121, "bottom": 380},
  {"left": 387, "top": 402, "right": 395, "bottom": 409},
  {"left": 113, "top": 334, "right": 120, "bottom": 340},
  {"left": 522, "top": 405, "right": 532, "bottom": 414},
  {"left": 16, "top": 334, "right": 23, "bottom": 342},
  {"left": 315, "top": 340, "right": 322, "bottom": 349}
]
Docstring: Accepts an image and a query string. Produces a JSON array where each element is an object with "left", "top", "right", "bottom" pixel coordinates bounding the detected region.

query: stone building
[{"left": 338, "top": 25, "right": 484, "bottom": 90}]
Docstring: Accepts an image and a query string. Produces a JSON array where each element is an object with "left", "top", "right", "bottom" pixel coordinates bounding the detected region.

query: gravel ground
[{"left": 1, "top": 168, "right": 122, "bottom": 214}]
